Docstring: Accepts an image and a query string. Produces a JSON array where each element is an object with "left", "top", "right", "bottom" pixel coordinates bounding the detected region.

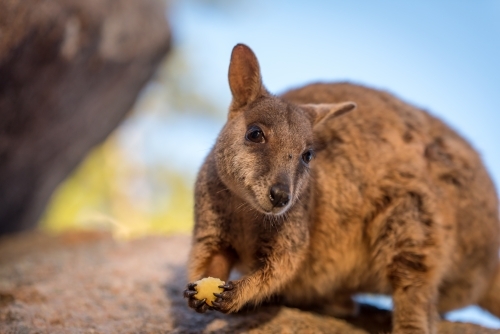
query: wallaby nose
[{"left": 269, "top": 184, "right": 290, "bottom": 208}]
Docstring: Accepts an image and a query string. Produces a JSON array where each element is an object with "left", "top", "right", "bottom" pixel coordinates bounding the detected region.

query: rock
[
  {"left": 0, "top": 0, "right": 171, "bottom": 234},
  {"left": 0, "top": 232, "right": 498, "bottom": 333}
]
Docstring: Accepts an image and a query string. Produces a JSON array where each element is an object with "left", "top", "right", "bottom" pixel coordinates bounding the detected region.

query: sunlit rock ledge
[{"left": 0, "top": 231, "right": 498, "bottom": 333}]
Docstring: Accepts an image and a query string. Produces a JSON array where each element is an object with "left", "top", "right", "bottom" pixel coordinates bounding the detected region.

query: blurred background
[{"left": 36, "top": 0, "right": 499, "bottom": 327}]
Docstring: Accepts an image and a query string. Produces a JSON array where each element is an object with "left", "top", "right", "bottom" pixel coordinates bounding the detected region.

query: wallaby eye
[
  {"left": 301, "top": 149, "right": 314, "bottom": 165},
  {"left": 245, "top": 126, "right": 265, "bottom": 143}
]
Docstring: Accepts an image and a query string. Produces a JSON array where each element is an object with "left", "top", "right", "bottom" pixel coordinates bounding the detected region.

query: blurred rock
[
  {"left": 0, "top": 232, "right": 497, "bottom": 333},
  {"left": 0, "top": 0, "right": 171, "bottom": 234}
]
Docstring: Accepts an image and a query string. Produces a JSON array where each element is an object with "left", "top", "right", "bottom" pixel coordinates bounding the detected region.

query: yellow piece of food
[{"left": 194, "top": 277, "right": 225, "bottom": 306}]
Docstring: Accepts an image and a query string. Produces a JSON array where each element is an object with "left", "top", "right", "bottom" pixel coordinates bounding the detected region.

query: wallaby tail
[{"left": 479, "top": 265, "right": 500, "bottom": 317}]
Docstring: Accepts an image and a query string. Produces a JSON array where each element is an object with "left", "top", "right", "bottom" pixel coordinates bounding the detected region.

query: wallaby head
[{"left": 214, "top": 44, "right": 356, "bottom": 216}]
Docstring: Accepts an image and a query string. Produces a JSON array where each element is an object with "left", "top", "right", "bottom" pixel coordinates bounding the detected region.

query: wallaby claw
[
  {"left": 193, "top": 298, "right": 206, "bottom": 308},
  {"left": 219, "top": 281, "right": 234, "bottom": 291},
  {"left": 184, "top": 290, "right": 197, "bottom": 298}
]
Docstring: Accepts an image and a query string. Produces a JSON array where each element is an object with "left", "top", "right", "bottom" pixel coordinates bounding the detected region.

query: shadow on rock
[
  {"left": 162, "top": 264, "right": 280, "bottom": 334},
  {"left": 343, "top": 303, "right": 392, "bottom": 334}
]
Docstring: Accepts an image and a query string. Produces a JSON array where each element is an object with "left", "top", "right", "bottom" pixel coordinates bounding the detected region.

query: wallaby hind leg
[{"left": 479, "top": 265, "right": 500, "bottom": 317}]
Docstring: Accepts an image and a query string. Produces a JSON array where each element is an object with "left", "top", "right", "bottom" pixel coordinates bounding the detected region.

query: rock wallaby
[{"left": 184, "top": 43, "right": 500, "bottom": 333}]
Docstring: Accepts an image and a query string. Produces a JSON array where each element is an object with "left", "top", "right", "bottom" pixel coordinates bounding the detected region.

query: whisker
[{"left": 216, "top": 187, "right": 230, "bottom": 195}]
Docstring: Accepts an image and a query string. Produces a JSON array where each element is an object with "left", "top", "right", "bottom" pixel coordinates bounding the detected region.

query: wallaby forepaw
[
  {"left": 183, "top": 282, "right": 213, "bottom": 313},
  {"left": 212, "top": 281, "right": 237, "bottom": 313}
]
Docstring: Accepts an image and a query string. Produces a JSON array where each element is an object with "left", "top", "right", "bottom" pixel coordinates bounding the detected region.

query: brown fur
[{"left": 184, "top": 44, "right": 500, "bottom": 334}]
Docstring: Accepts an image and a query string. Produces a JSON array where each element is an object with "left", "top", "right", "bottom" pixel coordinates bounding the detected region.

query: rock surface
[
  {"left": 0, "top": 0, "right": 171, "bottom": 234},
  {"left": 0, "top": 231, "right": 498, "bottom": 333}
]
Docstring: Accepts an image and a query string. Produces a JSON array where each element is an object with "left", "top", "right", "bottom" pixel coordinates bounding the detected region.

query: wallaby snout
[{"left": 269, "top": 183, "right": 291, "bottom": 208}]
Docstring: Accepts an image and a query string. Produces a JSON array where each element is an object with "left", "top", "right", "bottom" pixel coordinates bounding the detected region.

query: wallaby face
[
  {"left": 214, "top": 44, "right": 355, "bottom": 215},
  {"left": 214, "top": 97, "right": 313, "bottom": 215}
]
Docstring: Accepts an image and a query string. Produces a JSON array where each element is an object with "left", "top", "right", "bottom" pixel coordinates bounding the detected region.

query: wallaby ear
[
  {"left": 300, "top": 102, "right": 356, "bottom": 151},
  {"left": 228, "top": 44, "right": 266, "bottom": 112},
  {"left": 301, "top": 102, "right": 356, "bottom": 127}
]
